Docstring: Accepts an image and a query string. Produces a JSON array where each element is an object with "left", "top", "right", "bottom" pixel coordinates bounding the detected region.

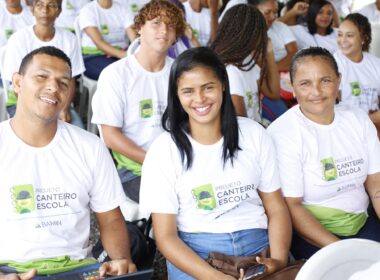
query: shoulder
[
  {"left": 59, "top": 122, "right": 103, "bottom": 147},
  {"left": 146, "top": 132, "right": 175, "bottom": 157},
  {"left": 99, "top": 56, "right": 130, "bottom": 80},
  {"left": 237, "top": 117, "right": 265, "bottom": 137},
  {"left": 56, "top": 27, "right": 77, "bottom": 40},
  {"left": 267, "top": 106, "right": 300, "bottom": 136}
]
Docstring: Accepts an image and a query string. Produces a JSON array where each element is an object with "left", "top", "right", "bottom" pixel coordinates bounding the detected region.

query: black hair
[
  {"left": 306, "top": 0, "right": 333, "bottom": 35},
  {"left": 247, "top": 0, "right": 269, "bottom": 5},
  {"left": 289, "top": 46, "right": 339, "bottom": 84},
  {"left": 33, "top": 0, "right": 62, "bottom": 9},
  {"left": 210, "top": 4, "right": 267, "bottom": 73},
  {"left": 162, "top": 47, "right": 240, "bottom": 169},
  {"left": 19, "top": 46, "right": 72, "bottom": 76},
  {"left": 343, "top": 13, "right": 372, "bottom": 52}
]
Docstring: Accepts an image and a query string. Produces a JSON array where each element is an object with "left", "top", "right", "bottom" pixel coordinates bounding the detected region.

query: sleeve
[
  {"left": 227, "top": 66, "right": 245, "bottom": 97},
  {"left": 267, "top": 120, "right": 305, "bottom": 197},
  {"left": 139, "top": 135, "right": 180, "bottom": 214},
  {"left": 361, "top": 111, "right": 380, "bottom": 174},
  {"left": 257, "top": 128, "right": 281, "bottom": 193},
  {"left": 121, "top": 5, "right": 134, "bottom": 29},
  {"left": 91, "top": 64, "right": 125, "bottom": 127},
  {"left": 78, "top": 4, "right": 98, "bottom": 30},
  {"left": 3, "top": 32, "right": 26, "bottom": 81},
  {"left": 89, "top": 140, "right": 127, "bottom": 212},
  {"left": 67, "top": 32, "right": 85, "bottom": 77},
  {"left": 276, "top": 21, "right": 296, "bottom": 45}
]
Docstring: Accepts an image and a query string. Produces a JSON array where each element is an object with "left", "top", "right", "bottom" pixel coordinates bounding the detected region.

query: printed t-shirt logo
[
  {"left": 131, "top": 3, "right": 138, "bottom": 13},
  {"left": 192, "top": 29, "right": 200, "bottom": 39},
  {"left": 245, "top": 91, "right": 253, "bottom": 108},
  {"left": 5, "top": 29, "right": 13, "bottom": 40},
  {"left": 140, "top": 99, "right": 153, "bottom": 118},
  {"left": 12, "top": 184, "right": 35, "bottom": 214},
  {"left": 350, "top": 81, "right": 361, "bottom": 96},
  {"left": 321, "top": 157, "right": 338, "bottom": 181},
  {"left": 192, "top": 184, "right": 217, "bottom": 211},
  {"left": 66, "top": 1, "right": 73, "bottom": 10},
  {"left": 100, "top": 24, "right": 109, "bottom": 35}
]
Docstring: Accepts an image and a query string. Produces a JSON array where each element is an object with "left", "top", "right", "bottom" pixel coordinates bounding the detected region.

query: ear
[{"left": 12, "top": 72, "right": 23, "bottom": 96}]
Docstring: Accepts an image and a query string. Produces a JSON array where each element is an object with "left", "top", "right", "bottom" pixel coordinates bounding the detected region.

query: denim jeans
[
  {"left": 117, "top": 167, "right": 141, "bottom": 203},
  {"left": 167, "top": 228, "right": 269, "bottom": 280}
]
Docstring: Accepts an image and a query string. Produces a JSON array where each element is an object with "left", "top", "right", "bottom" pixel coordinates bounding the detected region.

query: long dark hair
[
  {"left": 162, "top": 47, "right": 240, "bottom": 169},
  {"left": 306, "top": 0, "right": 333, "bottom": 35},
  {"left": 210, "top": 4, "right": 268, "bottom": 73}
]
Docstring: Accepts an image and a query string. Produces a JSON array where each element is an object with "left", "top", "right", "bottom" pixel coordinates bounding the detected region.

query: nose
[
  {"left": 159, "top": 22, "right": 168, "bottom": 34},
  {"left": 310, "top": 82, "right": 322, "bottom": 97},
  {"left": 193, "top": 90, "right": 206, "bottom": 103},
  {"left": 45, "top": 78, "right": 59, "bottom": 92}
]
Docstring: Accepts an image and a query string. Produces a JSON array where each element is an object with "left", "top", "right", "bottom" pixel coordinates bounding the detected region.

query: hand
[
  {"left": 0, "top": 269, "right": 37, "bottom": 280},
  {"left": 255, "top": 256, "right": 286, "bottom": 275},
  {"left": 59, "top": 108, "right": 71, "bottom": 123},
  {"left": 213, "top": 268, "right": 244, "bottom": 280},
  {"left": 291, "top": 2, "right": 309, "bottom": 16},
  {"left": 99, "top": 259, "right": 137, "bottom": 277}
]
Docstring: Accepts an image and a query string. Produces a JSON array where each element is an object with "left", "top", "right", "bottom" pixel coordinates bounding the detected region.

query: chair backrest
[
  {"left": 0, "top": 45, "right": 9, "bottom": 121},
  {"left": 370, "top": 22, "right": 380, "bottom": 58},
  {"left": 296, "top": 239, "right": 380, "bottom": 280}
]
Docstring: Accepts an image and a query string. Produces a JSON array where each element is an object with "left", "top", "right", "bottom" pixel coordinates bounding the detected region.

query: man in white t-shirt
[
  {"left": 91, "top": 0, "right": 185, "bottom": 203},
  {"left": 0, "top": 46, "right": 136, "bottom": 279},
  {"left": 357, "top": 0, "right": 380, "bottom": 23}
]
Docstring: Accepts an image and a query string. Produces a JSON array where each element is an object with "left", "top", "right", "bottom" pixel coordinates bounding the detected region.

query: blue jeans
[
  {"left": 261, "top": 97, "right": 288, "bottom": 122},
  {"left": 167, "top": 228, "right": 269, "bottom": 280},
  {"left": 117, "top": 167, "right": 141, "bottom": 203},
  {"left": 83, "top": 55, "right": 118, "bottom": 80}
]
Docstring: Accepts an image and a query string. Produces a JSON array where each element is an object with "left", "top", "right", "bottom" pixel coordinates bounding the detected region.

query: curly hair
[
  {"left": 134, "top": 0, "right": 186, "bottom": 39},
  {"left": 343, "top": 13, "right": 372, "bottom": 52},
  {"left": 306, "top": 0, "right": 333, "bottom": 35},
  {"left": 211, "top": 4, "right": 268, "bottom": 74}
]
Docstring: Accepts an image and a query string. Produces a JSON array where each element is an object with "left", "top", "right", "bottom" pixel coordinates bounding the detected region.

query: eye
[
  {"left": 59, "top": 80, "right": 69, "bottom": 89},
  {"left": 36, "top": 74, "right": 47, "bottom": 80},
  {"left": 299, "top": 81, "right": 309, "bottom": 87},
  {"left": 321, "top": 78, "right": 332, "bottom": 85}
]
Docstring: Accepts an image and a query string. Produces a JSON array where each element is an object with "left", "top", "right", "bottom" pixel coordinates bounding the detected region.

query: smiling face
[
  {"left": 257, "top": 0, "right": 278, "bottom": 28},
  {"left": 13, "top": 53, "right": 71, "bottom": 124},
  {"left": 177, "top": 66, "right": 223, "bottom": 131},
  {"left": 292, "top": 56, "right": 340, "bottom": 124},
  {"left": 315, "top": 4, "right": 333, "bottom": 32},
  {"left": 337, "top": 20, "right": 363, "bottom": 61}
]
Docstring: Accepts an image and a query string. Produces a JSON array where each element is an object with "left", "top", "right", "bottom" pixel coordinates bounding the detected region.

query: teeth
[
  {"left": 195, "top": 106, "right": 209, "bottom": 112},
  {"left": 40, "top": 96, "right": 57, "bottom": 104}
]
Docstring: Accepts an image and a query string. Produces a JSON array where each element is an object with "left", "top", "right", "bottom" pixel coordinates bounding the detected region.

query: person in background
[
  {"left": 55, "top": 0, "right": 90, "bottom": 32},
  {"left": 357, "top": 0, "right": 380, "bottom": 23}
]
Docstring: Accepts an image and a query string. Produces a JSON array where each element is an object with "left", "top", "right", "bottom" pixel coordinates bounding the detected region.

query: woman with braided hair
[
  {"left": 334, "top": 13, "right": 380, "bottom": 138},
  {"left": 211, "top": 4, "right": 280, "bottom": 125}
]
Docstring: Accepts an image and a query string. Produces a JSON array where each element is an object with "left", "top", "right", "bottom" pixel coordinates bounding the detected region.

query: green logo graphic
[
  {"left": 140, "top": 99, "right": 153, "bottom": 118},
  {"left": 100, "top": 24, "right": 109, "bottom": 35},
  {"left": 321, "top": 157, "right": 338, "bottom": 181},
  {"left": 66, "top": 1, "right": 73, "bottom": 10},
  {"left": 350, "top": 82, "right": 361, "bottom": 96},
  {"left": 131, "top": 4, "right": 138, "bottom": 13},
  {"left": 246, "top": 91, "right": 253, "bottom": 108},
  {"left": 192, "top": 184, "right": 217, "bottom": 211},
  {"left": 12, "top": 184, "right": 35, "bottom": 214},
  {"left": 5, "top": 29, "right": 13, "bottom": 40},
  {"left": 192, "top": 29, "right": 200, "bottom": 39}
]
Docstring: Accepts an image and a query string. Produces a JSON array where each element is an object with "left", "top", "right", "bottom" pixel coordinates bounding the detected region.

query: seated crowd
[{"left": 0, "top": 0, "right": 379, "bottom": 279}]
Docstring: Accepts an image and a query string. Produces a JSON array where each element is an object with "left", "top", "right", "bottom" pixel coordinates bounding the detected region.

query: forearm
[
  {"left": 102, "top": 125, "right": 146, "bottom": 164},
  {"left": 267, "top": 209, "right": 291, "bottom": 264},
  {"left": 365, "top": 173, "right": 380, "bottom": 218},
  {"left": 209, "top": 11, "right": 218, "bottom": 45},
  {"left": 95, "top": 40, "right": 126, "bottom": 59},
  {"left": 261, "top": 51, "right": 280, "bottom": 100}
]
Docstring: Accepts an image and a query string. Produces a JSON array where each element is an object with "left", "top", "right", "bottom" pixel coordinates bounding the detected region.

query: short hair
[
  {"left": 134, "top": 0, "right": 186, "bottom": 39},
  {"left": 211, "top": 4, "right": 268, "bottom": 72},
  {"left": 33, "top": 0, "right": 62, "bottom": 9},
  {"left": 289, "top": 46, "right": 339, "bottom": 84},
  {"left": 306, "top": 0, "right": 333, "bottom": 35},
  {"left": 162, "top": 47, "right": 240, "bottom": 169},
  {"left": 18, "top": 46, "right": 72, "bottom": 77},
  {"left": 343, "top": 13, "right": 372, "bottom": 52}
]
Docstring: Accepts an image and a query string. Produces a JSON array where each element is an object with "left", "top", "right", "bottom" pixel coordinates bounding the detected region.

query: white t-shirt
[
  {"left": 267, "top": 105, "right": 380, "bottom": 214},
  {"left": 218, "top": 0, "right": 247, "bottom": 22},
  {"left": 290, "top": 25, "right": 338, "bottom": 54},
  {"left": 183, "top": 1, "right": 211, "bottom": 46},
  {"left": 55, "top": 0, "right": 91, "bottom": 31},
  {"left": 0, "top": 120, "right": 126, "bottom": 262},
  {"left": 334, "top": 50, "right": 380, "bottom": 112},
  {"left": 357, "top": 3, "right": 380, "bottom": 23},
  {"left": 0, "top": 5, "right": 34, "bottom": 47},
  {"left": 226, "top": 63, "right": 261, "bottom": 122},
  {"left": 91, "top": 54, "right": 173, "bottom": 174},
  {"left": 116, "top": 0, "right": 150, "bottom": 16},
  {"left": 268, "top": 21, "right": 296, "bottom": 62},
  {"left": 3, "top": 25, "right": 85, "bottom": 81},
  {"left": 79, "top": 1, "right": 134, "bottom": 54},
  {"left": 140, "top": 117, "right": 280, "bottom": 233}
]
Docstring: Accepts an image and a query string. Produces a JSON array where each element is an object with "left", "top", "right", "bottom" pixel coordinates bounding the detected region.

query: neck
[
  {"left": 316, "top": 27, "right": 327, "bottom": 36},
  {"left": 11, "top": 114, "right": 58, "bottom": 148},
  {"left": 135, "top": 45, "right": 167, "bottom": 72},
  {"left": 98, "top": 0, "right": 112, "bottom": 9},
  {"left": 347, "top": 51, "right": 363, "bottom": 63},
  {"left": 7, "top": 5, "right": 23, "bottom": 14},
  {"left": 33, "top": 25, "right": 55, "bottom": 41},
  {"left": 301, "top": 108, "right": 334, "bottom": 125},
  {"left": 189, "top": 122, "right": 222, "bottom": 145}
]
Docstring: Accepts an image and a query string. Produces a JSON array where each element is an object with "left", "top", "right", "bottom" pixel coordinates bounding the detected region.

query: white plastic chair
[
  {"left": 370, "top": 22, "right": 380, "bottom": 59},
  {"left": 0, "top": 45, "right": 9, "bottom": 122},
  {"left": 73, "top": 16, "right": 98, "bottom": 134},
  {"left": 296, "top": 239, "right": 380, "bottom": 280}
]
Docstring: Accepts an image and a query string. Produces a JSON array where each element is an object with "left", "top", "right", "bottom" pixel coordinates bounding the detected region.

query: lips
[
  {"left": 193, "top": 105, "right": 211, "bottom": 115},
  {"left": 39, "top": 95, "right": 57, "bottom": 105}
]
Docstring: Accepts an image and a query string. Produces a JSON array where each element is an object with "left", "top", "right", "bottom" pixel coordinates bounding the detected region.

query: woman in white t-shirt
[
  {"left": 268, "top": 47, "right": 380, "bottom": 260},
  {"left": 290, "top": 0, "right": 338, "bottom": 53},
  {"left": 211, "top": 4, "right": 281, "bottom": 124},
  {"left": 334, "top": 13, "right": 380, "bottom": 138},
  {"left": 140, "top": 47, "right": 291, "bottom": 280}
]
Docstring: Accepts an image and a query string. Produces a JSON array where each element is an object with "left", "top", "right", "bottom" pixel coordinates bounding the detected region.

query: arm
[
  {"left": 152, "top": 213, "right": 236, "bottom": 280},
  {"left": 96, "top": 207, "right": 137, "bottom": 276},
  {"left": 285, "top": 197, "right": 339, "bottom": 248},
  {"left": 260, "top": 40, "right": 280, "bottom": 100},
  {"left": 0, "top": 270, "right": 37, "bottom": 280},
  {"left": 59, "top": 78, "right": 76, "bottom": 123},
  {"left": 276, "top": 41, "right": 298, "bottom": 72},
  {"left": 256, "top": 189, "right": 291, "bottom": 274},
  {"left": 101, "top": 125, "right": 146, "bottom": 164},
  {"left": 231, "top": 95, "right": 248, "bottom": 117},
  {"left": 278, "top": 2, "right": 309, "bottom": 26},
  {"left": 126, "top": 26, "right": 138, "bottom": 42},
  {"left": 365, "top": 172, "right": 380, "bottom": 218},
  {"left": 208, "top": 0, "right": 219, "bottom": 45},
  {"left": 84, "top": 27, "right": 126, "bottom": 59},
  {"left": 184, "top": 24, "right": 201, "bottom": 47}
]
